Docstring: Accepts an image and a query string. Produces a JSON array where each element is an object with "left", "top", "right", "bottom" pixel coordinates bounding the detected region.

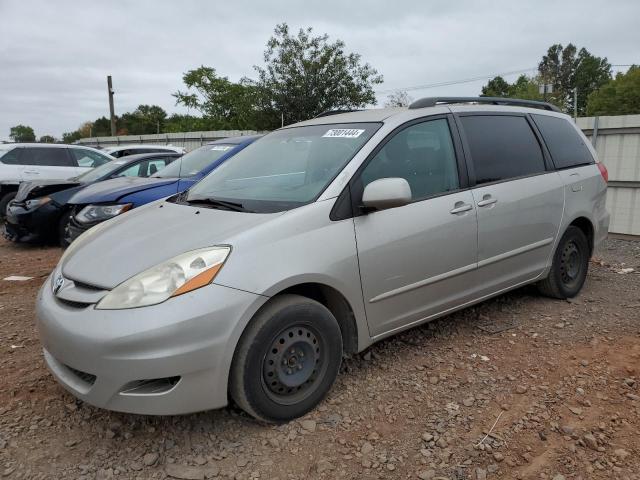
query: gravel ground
[{"left": 0, "top": 236, "right": 639, "bottom": 480}]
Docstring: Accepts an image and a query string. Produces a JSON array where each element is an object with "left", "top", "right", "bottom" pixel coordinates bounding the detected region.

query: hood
[
  {"left": 61, "top": 200, "right": 277, "bottom": 289},
  {"left": 68, "top": 176, "right": 178, "bottom": 205},
  {"left": 15, "top": 179, "right": 81, "bottom": 202}
]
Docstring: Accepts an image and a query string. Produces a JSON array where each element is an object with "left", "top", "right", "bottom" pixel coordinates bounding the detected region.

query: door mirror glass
[{"left": 362, "top": 177, "right": 412, "bottom": 211}]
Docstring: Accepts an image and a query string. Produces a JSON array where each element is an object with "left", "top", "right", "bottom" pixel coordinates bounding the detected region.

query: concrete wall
[{"left": 577, "top": 115, "right": 640, "bottom": 235}]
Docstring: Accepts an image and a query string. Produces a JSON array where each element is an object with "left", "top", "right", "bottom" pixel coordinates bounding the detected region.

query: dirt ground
[{"left": 0, "top": 236, "right": 639, "bottom": 480}]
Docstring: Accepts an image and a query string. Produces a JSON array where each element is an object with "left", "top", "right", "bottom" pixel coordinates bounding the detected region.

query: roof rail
[
  {"left": 408, "top": 96, "right": 561, "bottom": 112},
  {"left": 314, "top": 109, "right": 361, "bottom": 118}
]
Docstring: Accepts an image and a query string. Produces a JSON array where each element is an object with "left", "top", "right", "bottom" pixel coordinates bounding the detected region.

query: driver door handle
[{"left": 450, "top": 202, "right": 473, "bottom": 214}]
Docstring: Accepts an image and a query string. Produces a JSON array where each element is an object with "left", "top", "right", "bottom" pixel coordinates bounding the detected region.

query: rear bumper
[{"left": 4, "top": 202, "right": 60, "bottom": 243}]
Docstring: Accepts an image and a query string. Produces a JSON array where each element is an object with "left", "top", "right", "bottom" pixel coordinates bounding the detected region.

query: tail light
[{"left": 597, "top": 163, "right": 608, "bottom": 183}]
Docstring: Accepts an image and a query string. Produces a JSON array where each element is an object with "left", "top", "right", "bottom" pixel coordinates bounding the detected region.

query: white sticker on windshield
[
  {"left": 210, "top": 145, "right": 232, "bottom": 151},
  {"left": 322, "top": 129, "right": 365, "bottom": 139}
]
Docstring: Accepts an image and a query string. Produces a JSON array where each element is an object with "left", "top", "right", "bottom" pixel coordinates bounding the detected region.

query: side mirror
[{"left": 362, "top": 177, "right": 412, "bottom": 211}]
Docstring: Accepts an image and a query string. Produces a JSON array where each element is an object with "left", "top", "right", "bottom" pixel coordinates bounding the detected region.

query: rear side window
[
  {"left": 0, "top": 148, "right": 21, "bottom": 165},
  {"left": 460, "top": 115, "right": 546, "bottom": 185},
  {"left": 20, "top": 147, "right": 75, "bottom": 167},
  {"left": 71, "top": 149, "right": 111, "bottom": 168},
  {"left": 532, "top": 114, "right": 594, "bottom": 169}
]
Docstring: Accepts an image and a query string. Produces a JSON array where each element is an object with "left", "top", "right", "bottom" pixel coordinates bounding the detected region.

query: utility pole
[
  {"left": 107, "top": 75, "right": 116, "bottom": 136},
  {"left": 573, "top": 88, "right": 578, "bottom": 121}
]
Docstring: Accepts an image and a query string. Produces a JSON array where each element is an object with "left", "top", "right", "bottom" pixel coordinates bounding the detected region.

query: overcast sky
[{"left": 1, "top": 0, "right": 638, "bottom": 140}]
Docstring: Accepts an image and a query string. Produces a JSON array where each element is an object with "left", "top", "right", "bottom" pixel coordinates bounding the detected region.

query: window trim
[
  {"left": 453, "top": 112, "right": 554, "bottom": 188},
  {"left": 331, "top": 114, "right": 469, "bottom": 220}
]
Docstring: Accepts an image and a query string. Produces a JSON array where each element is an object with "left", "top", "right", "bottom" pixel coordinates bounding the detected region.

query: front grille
[
  {"left": 55, "top": 297, "right": 91, "bottom": 309},
  {"left": 119, "top": 376, "right": 181, "bottom": 395},
  {"left": 65, "top": 365, "right": 97, "bottom": 386}
]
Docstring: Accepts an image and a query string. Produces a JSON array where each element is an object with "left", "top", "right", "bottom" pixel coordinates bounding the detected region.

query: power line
[
  {"left": 377, "top": 63, "right": 637, "bottom": 95},
  {"left": 376, "top": 67, "right": 537, "bottom": 94}
]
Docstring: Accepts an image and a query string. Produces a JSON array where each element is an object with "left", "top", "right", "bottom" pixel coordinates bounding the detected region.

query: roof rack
[
  {"left": 314, "top": 109, "right": 361, "bottom": 118},
  {"left": 408, "top": 96, "right": 561, "bottom": 112}
]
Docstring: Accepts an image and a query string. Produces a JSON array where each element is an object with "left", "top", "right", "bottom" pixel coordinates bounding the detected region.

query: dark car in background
[
  {"left": 64, "top": 135, "right": 261, "bottom": 244},
  {"left": 4, "top": 152, "right": 180, "bottom": 245}
]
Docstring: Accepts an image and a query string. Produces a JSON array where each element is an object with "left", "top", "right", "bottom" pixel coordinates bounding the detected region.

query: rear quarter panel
[{"left": 556, "top": 164, "right": 609, "bottom": 253}]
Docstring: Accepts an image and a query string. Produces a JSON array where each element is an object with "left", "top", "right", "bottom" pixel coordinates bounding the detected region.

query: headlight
[
  {"left": 96, "top": 246, "right": 231, "bottom": 310},
  {"left": 75, "top": 203, "right": 132, "bottom": 224},
  {"left": 25, "top": 196, "right": 51, "bottom": 210}
]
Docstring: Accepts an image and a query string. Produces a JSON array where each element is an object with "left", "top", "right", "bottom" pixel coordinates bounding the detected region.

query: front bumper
[
  {"left": 4, "top": 202, "right": 60, "bottom": 243},
  {"left": 65, "top": 213, "right": 92, "bottom": 244},
  {"left": 36, "top": 277, "right": 266, "bottom": 415}
]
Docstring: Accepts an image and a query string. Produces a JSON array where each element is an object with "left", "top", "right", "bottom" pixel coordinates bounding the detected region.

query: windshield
[
  {"left": 185, "top": 123, "right": 380, "bottom": 212},
  {"left": 152, "top": 144, "right": 234, "bottom": 178},
  {"left": 74, "top": 159, "right": 129, "bottom": 182}
]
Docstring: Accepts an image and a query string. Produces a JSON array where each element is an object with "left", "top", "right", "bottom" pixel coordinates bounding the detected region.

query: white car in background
[
  {"left": 101, "top": 145, "right": 186, "bottom": 158},
  {"left": 0, "top": 143, "right": 113, "bottom": 217}
]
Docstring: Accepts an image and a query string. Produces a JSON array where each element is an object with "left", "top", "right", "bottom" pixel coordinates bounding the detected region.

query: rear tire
[
  {"left": 230, "top": 294, "right": 343, "bottom": 423},
  {"left": 0, "top": 192, "right": 16, "bottom": 221},
  {"left": 538, "top": 226, "right": 589, "bottom": 299}
]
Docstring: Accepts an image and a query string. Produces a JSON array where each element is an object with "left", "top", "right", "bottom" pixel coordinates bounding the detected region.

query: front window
[
  {"left": 153, "top": 144, "right": 233, "bottom": 179},
  {"left": 184, "top": 123, "right": 380, "bottom": 212}
]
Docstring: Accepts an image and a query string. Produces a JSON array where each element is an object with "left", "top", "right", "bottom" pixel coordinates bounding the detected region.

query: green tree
[
  {"left": 538, "top": 43, "right": 611, "bottom": 114},
  {"left": 587, "top": 66, "right": 640, "bottom": 115},
  {"left": 173, "top": 67, "right": 262, "bottom": 130},
  {"left": 9, "top": 125, "right": 36, "bottom": 142},
  {"left": 39, "top": 135, "right": 56, "bottom": 143},
  {"left": 61, "top": 131, "right": 81, "bottom": 143},
  {"left": 120, "top": 105, "right": 168, "bottom": 135},
  {"left": 164, "top": 114, "right": 225, "bottom": 133},
  {"left": 253, "top": 23, "right": 383, "bottom": 125},
  {"left": 482, "top": 75, "right": 543, "bottom": 100},
  {"left": 481, "top": 76, "right": 513, "bottom": 97},
  {"left": 384, "top": 90, "right": 413, "bottom": 107}
]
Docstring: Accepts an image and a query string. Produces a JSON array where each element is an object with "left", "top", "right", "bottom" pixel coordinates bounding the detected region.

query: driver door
[{"left": 352, "top": 116, "right": 478, "bottom": 337}]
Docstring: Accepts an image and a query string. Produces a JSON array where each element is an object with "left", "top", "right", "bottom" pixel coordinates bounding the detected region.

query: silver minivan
[{"left": 36, "top": 97, "right": 609, "bottom": 422}]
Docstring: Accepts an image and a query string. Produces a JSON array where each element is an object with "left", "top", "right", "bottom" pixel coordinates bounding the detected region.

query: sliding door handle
[{"left": 477, "top": 196, "right": 497, "bottom": 207}]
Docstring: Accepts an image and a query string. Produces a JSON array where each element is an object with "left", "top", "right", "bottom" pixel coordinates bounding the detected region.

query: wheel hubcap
[
  {"left": 262, "top": 325, "right": 323, "bottom": 403},
  {"left": 560, "top": 240, "right": 582, "bottom": 285}
]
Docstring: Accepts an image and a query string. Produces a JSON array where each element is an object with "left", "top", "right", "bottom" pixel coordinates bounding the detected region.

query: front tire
[
  {"left": 538, "top": 226, "right": 590, "bottom": 299},
  {"left": 0, "top": 192, "right": 16, "bottom": 221},
  {"left": 230, "top": 294, "right": 343, "bottom": 423}
]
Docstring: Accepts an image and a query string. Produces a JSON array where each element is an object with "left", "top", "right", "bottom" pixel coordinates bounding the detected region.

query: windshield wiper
[{"left": 185, "top": 197, "right": 252, "bottom": 212}]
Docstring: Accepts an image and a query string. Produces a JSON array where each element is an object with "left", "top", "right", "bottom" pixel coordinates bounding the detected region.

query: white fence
[
  {"left": 75, "top": 130, "right": 265, "bottom": 152},
  {"left": 577, "top": 115, "right": 640, "bottom": 236}
]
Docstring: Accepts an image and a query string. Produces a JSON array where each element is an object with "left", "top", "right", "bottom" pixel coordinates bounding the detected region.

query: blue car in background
[{"left": 64, "top": 135, "right": 261, "bottom": 244}]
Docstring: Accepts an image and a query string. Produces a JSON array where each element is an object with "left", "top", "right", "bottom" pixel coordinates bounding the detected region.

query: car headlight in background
[
  {"left": 75, "top": 203, "right": 132, "bottom": 224},
  {"left": 96, "top": 246, "right": 231, "bottom": 310},
  {"left": 24, "top": 196, "right": 51, "bottom": 210}
]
